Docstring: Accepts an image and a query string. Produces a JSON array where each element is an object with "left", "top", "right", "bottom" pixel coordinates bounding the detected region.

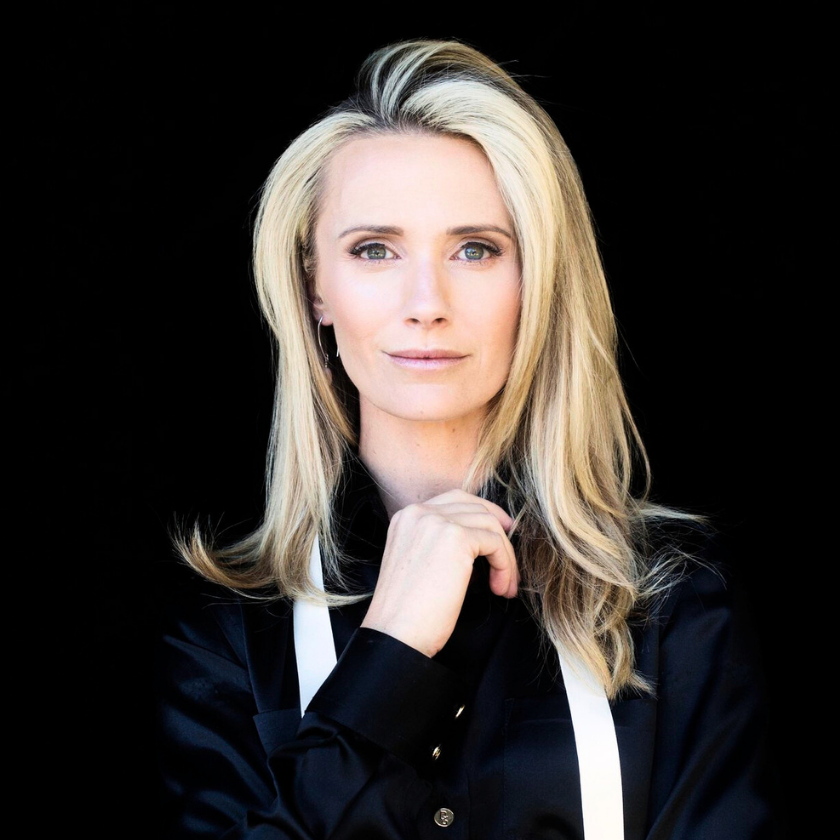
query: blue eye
[
  {"left": 458, "top": 241, "right": 501, "bottom": 261},
  {"left": 363, "top": 244, "right": 388, "bottom": 260},
  {"left": 351, "top": 242, "right": 392, "bottom": 260}
]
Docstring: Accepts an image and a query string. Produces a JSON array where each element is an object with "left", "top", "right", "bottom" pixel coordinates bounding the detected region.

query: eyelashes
[
  {"left": 349, "top": 240, "right": 504, "bottom": 262},
  {"left": 457, "top": 241, "right": 503, "bottom": 261},
  {"left": 350, "top": 242, "right": 395, "bottom": 260}
]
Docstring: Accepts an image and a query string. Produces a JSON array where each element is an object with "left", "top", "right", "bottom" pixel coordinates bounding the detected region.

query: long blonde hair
[{"left": 179, "top": 39, "right": 688, "bottom": 698}]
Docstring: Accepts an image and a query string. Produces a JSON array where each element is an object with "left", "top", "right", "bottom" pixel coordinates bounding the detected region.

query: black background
[{"left": 44, "top": 7, "right": 814, "bottom": 835}]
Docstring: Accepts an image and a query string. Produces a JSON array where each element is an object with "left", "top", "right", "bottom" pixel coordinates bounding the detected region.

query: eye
[
  {"left": 456, "top": 241, "right": 502, "bottom": 262},
  {"left": 350, "top": 242, "right": 395, "bottom": 260}
]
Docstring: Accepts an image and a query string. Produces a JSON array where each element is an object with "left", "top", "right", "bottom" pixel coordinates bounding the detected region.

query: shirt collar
[
  {"left": 336, "top": 449, "right": 389, "bottom": 522},
  {"left": 329, "top": 449, "right": 519, "bottom": 600},
  {"left": 332, "top": 449, "right": 391, "bottom": 566}
]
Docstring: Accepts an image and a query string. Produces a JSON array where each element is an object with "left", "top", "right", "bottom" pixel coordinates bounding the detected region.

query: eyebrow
[
  {"left": 338, "top": 224, "right": 514, "bottom": 240},
  {"left": 339, "top": 225, "right": 402, "bottom": 238},
  {"left": 447, "top": 225, "right": 513, "bottom": 239}
]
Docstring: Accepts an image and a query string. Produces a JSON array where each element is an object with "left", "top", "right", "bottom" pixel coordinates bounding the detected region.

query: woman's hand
[{"left": 360, "top": 490, "right": 519, "bottom": 658}]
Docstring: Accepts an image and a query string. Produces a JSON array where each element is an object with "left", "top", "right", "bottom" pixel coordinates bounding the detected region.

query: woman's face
[{"left": 312, "top": 133, "right": 521, "bottom": 429}]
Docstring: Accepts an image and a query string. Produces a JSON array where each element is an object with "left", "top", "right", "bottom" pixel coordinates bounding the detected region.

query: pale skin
[{"left": 311, "top": 133, "right": 521, "bottom": 658}]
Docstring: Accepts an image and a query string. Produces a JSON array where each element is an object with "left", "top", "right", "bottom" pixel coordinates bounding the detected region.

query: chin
[{"left": 366, "top": 394, "right": 490, "bottom": 426}]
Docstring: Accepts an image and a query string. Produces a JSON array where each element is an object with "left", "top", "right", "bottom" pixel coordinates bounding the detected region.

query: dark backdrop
[{"left": 46, "top": 8, "right": 812, "bottom": 835}]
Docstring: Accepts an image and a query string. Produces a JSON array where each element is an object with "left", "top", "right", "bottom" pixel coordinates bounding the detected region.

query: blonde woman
[{"left": 158, "top": 40, "right": 774, "bottom": 839}]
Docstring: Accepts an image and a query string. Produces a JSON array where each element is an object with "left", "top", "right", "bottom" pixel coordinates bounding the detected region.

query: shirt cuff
[{"left": 304, "top": 627, "right": 467, "bottom": 768}]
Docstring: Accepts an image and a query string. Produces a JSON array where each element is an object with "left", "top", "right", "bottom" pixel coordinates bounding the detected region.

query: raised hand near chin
[{"left": 361, "top": 489, "right": 519, "bottom": 658}]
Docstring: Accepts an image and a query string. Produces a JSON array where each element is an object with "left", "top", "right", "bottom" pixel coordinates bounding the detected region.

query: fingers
[
  {"left": 411, "top": 498, "right": 519, "bottom": 599},
  {"left": 477, "top": 529, "right": 519, "bottom": 599},
  {"left": 362, "top": 489, "right": 520, "bottom": 658},
  {"left": 420, "top": 489, "right": 515, "bottom": 532},
  {"left": 444, "top": 516, "right": 518, "bottom": 599}
]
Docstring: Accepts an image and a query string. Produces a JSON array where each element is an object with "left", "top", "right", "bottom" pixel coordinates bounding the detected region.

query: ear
[{"left": 308, "top": 281, "right": 334, "bottom": 327}]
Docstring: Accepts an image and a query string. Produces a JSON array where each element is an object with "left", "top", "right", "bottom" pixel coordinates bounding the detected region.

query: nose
[{"left": 401, "top": 255, "right": 451, "bottom": 327}]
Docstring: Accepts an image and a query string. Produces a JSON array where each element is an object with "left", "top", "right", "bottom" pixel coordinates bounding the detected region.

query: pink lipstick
[{"left": 385, "top": 348, "right": 467, "bottom": 370}]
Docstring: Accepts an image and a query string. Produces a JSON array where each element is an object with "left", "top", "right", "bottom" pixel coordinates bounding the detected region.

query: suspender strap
[
  {"left": 292, "top": 535, "right": 337, "bottom": 714},
  {"left": 557, "top": 649, "right": 625, "bottom": 839},
  {"left": 293, "top": 535, "right": 625, "bottom": 839}
]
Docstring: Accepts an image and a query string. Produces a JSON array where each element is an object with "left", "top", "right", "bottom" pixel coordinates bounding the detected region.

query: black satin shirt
[{"left": 157, "top": 452, "right": 776, "bottom": 838}]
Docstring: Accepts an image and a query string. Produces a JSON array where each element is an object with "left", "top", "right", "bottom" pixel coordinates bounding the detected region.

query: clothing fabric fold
[{"left": 156, "top": 449, "right": 776, "bottom": 839}]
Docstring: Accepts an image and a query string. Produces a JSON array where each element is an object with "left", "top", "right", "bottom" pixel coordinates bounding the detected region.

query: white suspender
[
  {"left": 557, "top": 650, "right": 625, "bottom": 839},
  {"left": 292, "top": 535, "right": 337, "bottom": 714},
  {"left": 293, "top": 534, "right": 625, "bottom": 840}
]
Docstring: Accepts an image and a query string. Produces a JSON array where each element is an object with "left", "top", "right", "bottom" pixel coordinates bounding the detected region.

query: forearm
[{"left": 159, "top": 611, "right": 464, "bottom": 839}]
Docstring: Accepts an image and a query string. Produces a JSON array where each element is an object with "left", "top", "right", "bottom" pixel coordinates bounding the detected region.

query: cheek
[
  {"left": 488, "top": 286, "right": 522, "bottom": 350},
  {"left": 325, "top": 277, "right": 391, "bottom": 357}
]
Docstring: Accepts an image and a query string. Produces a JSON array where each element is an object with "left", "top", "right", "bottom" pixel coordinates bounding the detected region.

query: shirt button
[
  {"left": 434, "top": 808, "right": 455, "bottom": 827},
  {"left": 431, "top": 744, "right": 442, "bottom": 760}
]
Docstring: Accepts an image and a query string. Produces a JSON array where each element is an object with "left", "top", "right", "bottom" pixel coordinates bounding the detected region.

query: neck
[{"left": 358, "top": 398, "right": 484, "bottom": 520}]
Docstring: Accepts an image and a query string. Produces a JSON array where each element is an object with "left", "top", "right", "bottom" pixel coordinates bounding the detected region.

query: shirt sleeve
[
  {"left": 156, "top": 587, "right": 466, "bottom": 840},
  {"left": 643, "top": 559, "right": 782, "bottom": 839}
]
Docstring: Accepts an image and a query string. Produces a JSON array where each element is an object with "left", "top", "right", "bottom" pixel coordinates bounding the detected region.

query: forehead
[{"left": 316, "top": 133, "right": 512, "bottom": 232}]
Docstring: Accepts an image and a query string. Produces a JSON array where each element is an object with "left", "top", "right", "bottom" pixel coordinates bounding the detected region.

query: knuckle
[
  {"left": 414, "top": 504, "right": 438, "bottom": 522},
  {"left": 397, "top": 504, "right": 424, "bottom": 521},
  {"left": 441, "top": 520, "right": 462, "bottom": 537}
]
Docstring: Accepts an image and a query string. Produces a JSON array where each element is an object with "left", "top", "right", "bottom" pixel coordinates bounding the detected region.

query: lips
[
  {"left": 385, "top": 349, "right": 468, "bottom": 370},
  {"left": 387, "top": 349, "right": 466, "bottom": 359}
]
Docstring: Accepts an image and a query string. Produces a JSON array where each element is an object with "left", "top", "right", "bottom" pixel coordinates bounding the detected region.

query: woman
[{"left": 158, "top": 40, "right": 774, "bottom": 838}]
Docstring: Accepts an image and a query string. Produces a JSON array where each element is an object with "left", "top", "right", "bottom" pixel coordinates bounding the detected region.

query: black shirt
[{"left": 157, "top": 452, "right": 775, "bottom": 838}]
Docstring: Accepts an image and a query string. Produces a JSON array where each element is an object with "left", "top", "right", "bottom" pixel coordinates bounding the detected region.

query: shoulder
[
  {"left": 633, "top": 517, "right": 765, "bottom": 693},
  {"left": 156, "top": 563, "right": 300, "bottom": 720},
  {"left": 628, "top": 522, "right": 780, "bottom": 834},
  {"left": 636, "top": 515, "right": 733, "bottom": 615},
  {"left": 157, "top": 562, "right": 292, "bottom": 669}
]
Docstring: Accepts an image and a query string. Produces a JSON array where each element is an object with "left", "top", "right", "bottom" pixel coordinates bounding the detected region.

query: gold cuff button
[
  {"left": 455, "top": 704, "right": 465, "bottom": 718},
  {"left": 431, "top": 744, "right": 442, "bottom": 760},
  {"left": 434, "top": 807, "right": 455, "bottom": 827}
]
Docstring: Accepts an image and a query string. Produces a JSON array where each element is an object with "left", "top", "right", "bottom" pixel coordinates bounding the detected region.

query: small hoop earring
[{"left": 317, "top": 316, "right": 329, "bottom": 369}]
